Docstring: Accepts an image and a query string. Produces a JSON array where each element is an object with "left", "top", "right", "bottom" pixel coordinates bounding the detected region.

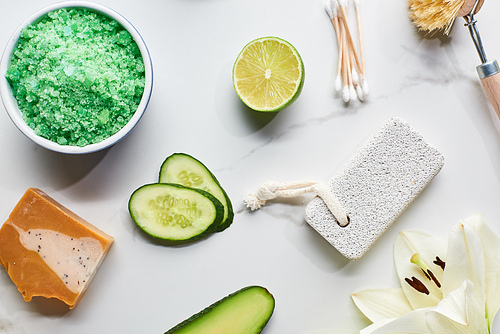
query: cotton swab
[
  {"left": 354, "top": 0, "right": 368, "bottom": 97},
  {"left": 325, "top": 0, "right": 368, "bottom": 102},
  {"left": 354, "top": 0, "right": 366, "bottom": 76},
  {"left": 356, "top": 83, "right": 364, "bottom": 101},
  {"left": 339, "top": 0, "right": 360, "bottom": 102},
  {"left": 326, "top": 0, "right": 341, "bottom": 46},
  {"left": 342, "top": 54, "right": 350, "bottom": 102},
  {"left": 361, "top": 75, "right": 369, "bottom": 97},
  {"left": 342, "top": 29, "right": 350, "bottom": 102},
  {"left": 326, "top": 1, "right": 343, "bottom": 92},
  {"left": 337, "top": 0, "right": 362, "bottom": 76},
  {"left": 351, "top": 60, "right": 359, "bottom": 85},
  {"left": 341, "top": 7, "right": 353, "bottom": 103},
  {"left": 336, "top": 38, "right": 343, "bottom": 92},
  {"left": 332, "top": 0, "right": 344, "bottom": 92}
]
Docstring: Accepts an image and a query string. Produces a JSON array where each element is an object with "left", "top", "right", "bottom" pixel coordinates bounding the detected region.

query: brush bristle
[{"left": 408, "top": 0, "right": 465, "bottom": 34}]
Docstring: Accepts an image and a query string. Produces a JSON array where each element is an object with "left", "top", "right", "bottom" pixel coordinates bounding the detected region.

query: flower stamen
[
  {"left": 433, "top": 256, "right": 445, "bottom": 270},
  {"left": 427, "top": 269, "right": 441, "bottom": 288},
  {"left": 410, "top": 253, "right": 442, "bottom": 288},
  {"left": 405, "top": 276, "right": 430, "bottom": 295}
]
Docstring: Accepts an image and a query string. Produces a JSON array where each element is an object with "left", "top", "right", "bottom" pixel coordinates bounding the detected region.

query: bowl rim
[{"left": 0, "top": 0, "right": 153, "bottom": 154}]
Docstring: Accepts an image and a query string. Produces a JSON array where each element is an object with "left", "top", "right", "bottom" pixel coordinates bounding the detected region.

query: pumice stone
[{"left": 305, "top": 118, "right": 444, "bottom": 260}]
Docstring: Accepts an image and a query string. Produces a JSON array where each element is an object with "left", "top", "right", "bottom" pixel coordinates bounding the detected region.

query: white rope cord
[{"left": 244, "top": 180, "right": 349, "bottom": 227}]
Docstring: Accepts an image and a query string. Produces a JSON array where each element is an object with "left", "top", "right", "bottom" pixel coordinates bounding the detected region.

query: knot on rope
[
  {"left": 244, "top": 180, "right": 350, "bottom": 227},
  {"left": 244, "top": 181, "right": 282, "bottom": 211}
]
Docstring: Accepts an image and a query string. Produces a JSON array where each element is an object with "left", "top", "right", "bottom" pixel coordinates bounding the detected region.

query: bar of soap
[
  {"left": 0, "top": 188, "right": 113, "bottom": 309},
  {"left": 305, "top": 118, "right": 444, "bottom": 260}
]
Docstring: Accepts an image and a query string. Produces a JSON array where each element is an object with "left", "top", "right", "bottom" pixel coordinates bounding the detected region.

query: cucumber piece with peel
[
  {"left": 159, "top": 153, "right": 234, "bottom": 232},
  {"left": 129, "top": 183, "right": 224, "bottom": 242},
  {"left": 165, "top": 286, "right": 275, "bottom": 334}
]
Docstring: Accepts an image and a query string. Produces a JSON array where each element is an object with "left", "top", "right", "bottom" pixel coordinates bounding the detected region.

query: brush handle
[
  {"left": 457, "top": 0, "right": 485, "bottom": 17},
  {"left": 478, "top": 60, "right": 500, "bottom": 119}
]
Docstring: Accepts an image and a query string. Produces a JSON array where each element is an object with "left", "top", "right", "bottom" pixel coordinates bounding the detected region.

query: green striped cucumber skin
[
  {"left": 129, "top": 183, "right": 224, "bottom": 242},
  {"left": 165, "top": 286, "right": 275, "bottom": 334},
  {"left": 159, "top": 153, "right": 233, "bottom": 232}
]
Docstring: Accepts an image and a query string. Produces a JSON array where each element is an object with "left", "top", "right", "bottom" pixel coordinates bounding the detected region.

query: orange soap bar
[{"left": 0, "top": 188, "right": 113, "bottom": 309}]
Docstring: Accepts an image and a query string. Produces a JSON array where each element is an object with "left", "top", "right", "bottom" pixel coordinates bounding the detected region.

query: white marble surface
[{"left": 1, "top": 0, "right": 500, "bottom": 333}]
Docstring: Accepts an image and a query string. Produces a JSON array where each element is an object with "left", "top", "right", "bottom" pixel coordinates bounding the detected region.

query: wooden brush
[{"left": 409, "top": 0, "right": 500, "bottom": 119}]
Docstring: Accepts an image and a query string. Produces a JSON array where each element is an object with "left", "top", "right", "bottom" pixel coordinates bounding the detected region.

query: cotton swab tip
[
  {"left": 354, "top": 0, "right": 360, "bottom": 10},
  {"left": 330, "top": 0, "right": 339, "bottom": 13},
  {"left": 335, "top": 75, "right": 342, "bottom": 92},
  {"left": 356, "top": 85, "right": 364, "bottom": 101},
  {"left": 349, "top": 85, "right": 357, "bottom": 101},
  {"left": 342, "top": 86, "right": 350, "bottom": 103},
  {"left": 325, "top": 1, "right": 334, "bottom": 18},
  {"left": 362, "top": 78, "right": 369, "bottom": 97},
  {"left": 352, "top": 68, "right": 359, "bottom": 85}
]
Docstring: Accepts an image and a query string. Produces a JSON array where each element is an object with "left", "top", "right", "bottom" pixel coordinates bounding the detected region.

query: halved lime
[{"left": 232, "top": 37, "right": 304, "bottom": 112}]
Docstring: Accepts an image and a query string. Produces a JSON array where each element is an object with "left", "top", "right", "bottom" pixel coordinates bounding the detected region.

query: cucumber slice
[
  {"left": 129, "top": 183, "right": 224, "bottom": 242},
  {"left": 165, "top": 286, "right": 275, "bottom": 334},
  {"left": 159, "top": 153, "right": 234, "bottom": 232}
]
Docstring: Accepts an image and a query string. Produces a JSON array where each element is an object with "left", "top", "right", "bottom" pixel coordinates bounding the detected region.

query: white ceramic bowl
[{"left": 0, "top": 1, "right": 153, "bottom": 154}]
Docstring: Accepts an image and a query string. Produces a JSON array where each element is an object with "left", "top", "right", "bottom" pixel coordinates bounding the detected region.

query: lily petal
[
  {"left": 442, "top": 221, "right": 485, "bottom": 307},
  {"left": 429, "top": 280, "right": 469, "bottom": 326},
  {"left": 351, "top": 288, "right": 413, "bottom": 323},
  {"left": 359, "top": 319, "right": 393, "bottom": 334},
  {"left": 425, "top": 280, "right": 488, "bottom": 334},
  {"left": 363, "top": 308, "right": 431, "bottom": 334},
  {"left": 462, "top": 215, "right": 500, "bottom": 325},
  {"left": 394, "top": 230, "right": 447, "bottom": 309}
]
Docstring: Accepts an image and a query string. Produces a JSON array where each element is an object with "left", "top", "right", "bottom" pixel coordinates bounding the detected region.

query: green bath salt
[{"left": 5, "top": 7, "right": 146, "bottom": 147}]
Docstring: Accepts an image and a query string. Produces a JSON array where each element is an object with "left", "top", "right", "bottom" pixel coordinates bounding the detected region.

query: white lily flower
[
  {"left": 426, "top": 279, "right": 487, "bottom": 333},
  {"left": 351, "top": 215, "right": 500, "bottom": 333},
  {"left": 394, "top": 229, "right": 447, "bottom": 309},
  {"left": 443, "top": 215, "right": 500, "bottom": 328},
  {"left": 360, "top": 308, "right": 429, "bottom": 334},
  {"left": 352, "top": 229, "right": 447, "bottom": 323},
  {"left": 351, "top": 288, "right": 414, "bottom": 323}
]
